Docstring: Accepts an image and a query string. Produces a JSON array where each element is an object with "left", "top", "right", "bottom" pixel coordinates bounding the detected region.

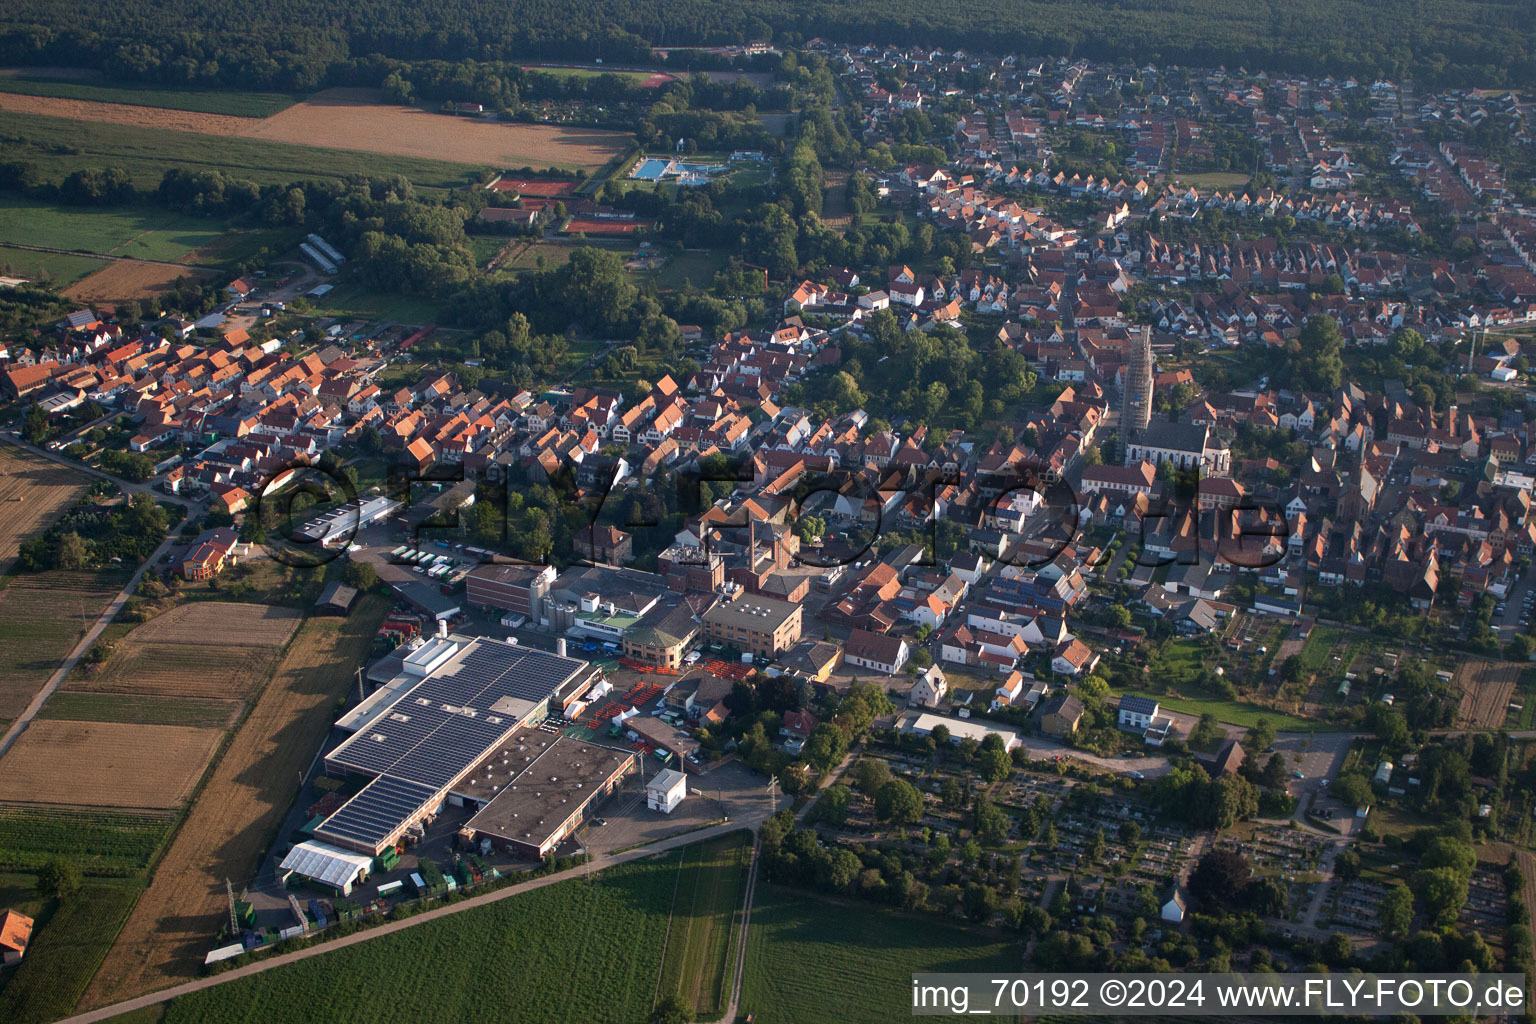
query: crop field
[
  {"left": 0, "top": 87, "right": 627, "bottom": 175},
  {"left": 64, "top": 259, "right": 219, "bottom": 306},
  {"left": 38, "top": 692, "right": 242, "bottom": 728},
  {"left": 0, "top": 199, "right": 229, "bottom": 262},
  {"left": 740, "top": 885, "right": 1021, "bottom": 1024},
  {"left": 81, "top": 595, "right": 390, "bottom": 1007},
  {"left": 0, "top": 75, "right": 297, "bottom": 117},
  {"left": 0, "top": 442, "right": 92, "bottom": 573},
  {"left": 0, "top": 880, "right": 143, "bottom": 1024},
  {"left": 0, "top": 567, "right": 131, "bottom": 719},
  {"left": 655, "top": 832, "right": 751, "bottom": 1017},
  {"left": 124, "top": 601, "right": 302, "bottom": 647},
  {"left": 0, "top": 108, "right": 490, "bottom": 190},
  {"left": 0, "top": 244, "right": 106, "bottom": 286},
  {"left": 157, "top": 853, "right": 682, "bottom": 1024},
  {"left": 68, "top": 642, "right": 283, "bottom": 700},
  {"left": 0, "top": 805, "right": 173, "bottom": 875},
  {"left": 0, "top": 719, "right": 224, "bottom": 809},
  {"left": 1453, "top": 658, "right": 1523, "bottom": 728}
]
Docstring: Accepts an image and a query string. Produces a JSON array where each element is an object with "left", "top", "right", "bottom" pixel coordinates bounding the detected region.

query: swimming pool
[{"left": 631, "top": 158, "right": 670, "bottom": 180}]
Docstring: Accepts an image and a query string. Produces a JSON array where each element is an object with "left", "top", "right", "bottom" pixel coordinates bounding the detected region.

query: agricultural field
[
  {"left": 655, "top": 831, "right": 751, "bottom": 1017},
  {"left": 38, "top": 692, "right": 241, "bottom": 728},
  {"left": 0, "top": 198, "right": 230, "bottom": 262},
  {"left": 0, "top": 108, "right": 490, "bottom": 190},
  {"left": 740, "top": 884, "right": 1022, "bottom": 1024},
  {"left": 156, "top": 852, "right": 679, "bottom": 1024},
  {"left": 0, "top": 442, "right": 92, "bottom": 573},
  {"left": 0, "top": 87, "right": 626, "bottom": 175},
  {"left": 81, "top": 595, "right": 389, "bottom": 1007},
  {"left": 0, "top": 880, "right": 143, "bottom": 1024},
  {"left": 0, "top": 74, "right": 298, "bottom": 117},
  {"left": 0, "top": 567, "right": 132, "bottom": 719},
  {"left": 0, "top": 244, "right": 107, "bottom": 286},
  {"left": 1454, "top": 658, "right": 1524, "bottom": 728},
  {"left": 64, "top": 259, "right": 219, "bottom": 307},
  {"left": 0, "top": 719, "right": 224, "bottom": 809},
  {"left": 0, "top": 805, "right": 173, "bottom": 875},
  {"left": 66, "top": 601, "right": 300, "bottom": 700}
]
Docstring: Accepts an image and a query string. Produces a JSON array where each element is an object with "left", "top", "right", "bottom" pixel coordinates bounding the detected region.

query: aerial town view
[{"left": 1, "top": 1, "right": 1536, "bottom": 1022}]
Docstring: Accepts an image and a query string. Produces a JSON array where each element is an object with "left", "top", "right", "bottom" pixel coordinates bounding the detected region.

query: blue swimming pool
[{"left": 631, "top": 158, "right": 670, "bottom": 180}]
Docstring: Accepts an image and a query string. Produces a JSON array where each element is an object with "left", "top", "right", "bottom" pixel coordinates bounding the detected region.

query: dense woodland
[{"left": 1, "top": 0, "right": 1534, "bottom": 90}]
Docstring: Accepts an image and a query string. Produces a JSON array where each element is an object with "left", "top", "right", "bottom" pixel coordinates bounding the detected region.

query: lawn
[
  {"left": 0, "top": 108, "right": 490, "bottom": 190},
  {"left": 0, "top": 199, "right": 228, "bottom": 262},
  {"left": 306, "top": 277, "right": 443, "bottom": 324},
  {"left": 655, "top": 832, "right": 751, "bottom": 1019},
  {"left": 157, "top": 850, "right": 690, "bottom": 1024},
  {"left": 0, "top": 244, "right": 108, "bottom": 286},
  {"left": 0, "top": 76, "right": 297, "bottom": 117},
  {"left": 740, "top": 884, "right": 1021, "bottom": 1024},
  {"left": 520, "top": 65, "right": 662, "bottom": 83},
  {"left": 1120, "top": 688, "right": 1324, "bottom": 732},
  {"left": 639, "top": 250, "right": 728, "bottom": 291},
  {"left": 0, "top": 879, "right": 144, "bottom": 1024},
  {"left": 1169, "top": 171, "right": 1253, "bottom": 190}
]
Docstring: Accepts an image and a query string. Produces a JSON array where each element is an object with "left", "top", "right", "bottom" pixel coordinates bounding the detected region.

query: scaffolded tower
[{"left": 1122, "top": 324, "right": 1153, "bottom": 435}]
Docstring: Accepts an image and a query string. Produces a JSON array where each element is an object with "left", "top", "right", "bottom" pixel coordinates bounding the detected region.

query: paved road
[
  {"left": 0, "top": 518, "right": 189, "bottom": 758},
  {"left": 54, "top": 816, "right": 767, "bottom": 1024}
]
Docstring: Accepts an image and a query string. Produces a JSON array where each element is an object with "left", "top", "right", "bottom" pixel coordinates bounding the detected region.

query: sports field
[{"left": 740, "top": 885, "right": 1022, "bottom": 1024}]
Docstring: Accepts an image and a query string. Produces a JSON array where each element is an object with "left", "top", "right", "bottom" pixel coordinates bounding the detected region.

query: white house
[
  {"left": 1117, "top": 694, "right": 1160, "bottom": 733},
  {"left": 844, "top": 628, "right": 910, "bottom": 675},
  {"left": 909, "top": 665, "right": 948, "bottom": 708},
  {"left": 646, "top": 768, "right": 688, "bottom": 814}
]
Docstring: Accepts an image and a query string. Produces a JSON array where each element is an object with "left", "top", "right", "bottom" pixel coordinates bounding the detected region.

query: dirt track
[{"left": 0, "top": 87, "right": 627, "bottom": 171}]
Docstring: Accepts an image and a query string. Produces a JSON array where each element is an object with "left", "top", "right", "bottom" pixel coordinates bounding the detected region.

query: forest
[{"left": 0, "top": 0, "right": 1533, "bottom": 91}]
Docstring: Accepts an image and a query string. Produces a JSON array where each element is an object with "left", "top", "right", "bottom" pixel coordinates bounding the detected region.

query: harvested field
[
  {"left": 125, "top": 601, "right": 302, "bottom": 647},
  {"left": 0, "top": 719, "right": 223, "bottom": 809},
  {"left": 80, "top": 595, "right": 390, "bottom": 1006},
  {"left": 38, "top": 692, "right": 241, "bottom": 729},
  {"left": 64, "top": 259, "right": 218, "bottom": 306},
  {"left": 0, "top": 568, "right": 131, "bottom": 718},
  {"left": 1453, "top": 658, "right": 1522, "bottom": 728},
  {"left": 0, "top": 442, "right": 92, "bottom": 573},
  {"left": 71, "top": 642, "right": 281, "bottom": 700},
  {"left": 0, "top": 87, "right": 627, "bottom": 172}
]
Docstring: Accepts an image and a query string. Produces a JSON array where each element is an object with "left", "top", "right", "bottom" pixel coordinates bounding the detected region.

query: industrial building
[
  {"left": 700, "top": 588, "right": 803, "bottom": 659},
  {"left": 465, "top": 563, "right": 556, "bottom": 621},
  {"left": 312, "top": 636, "right": 602, "bottom": 857},
  {"left": 646, "top": 768, "right": 687, "bottom": 813},
  {"left": 293, "top": 496, "right": 402, "bottom": 547}
]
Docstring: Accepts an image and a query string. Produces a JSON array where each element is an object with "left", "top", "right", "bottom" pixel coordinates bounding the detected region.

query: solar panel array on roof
[{"left": 315, "top": 775, "right": 441, "bottom": 848}]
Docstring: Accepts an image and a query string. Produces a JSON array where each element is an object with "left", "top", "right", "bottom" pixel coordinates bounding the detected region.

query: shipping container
[{"left": 377, "top": 880, "right": 404, "bottom": 896}]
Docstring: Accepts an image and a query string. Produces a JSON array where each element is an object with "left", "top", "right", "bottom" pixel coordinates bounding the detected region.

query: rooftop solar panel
[{"left": 315, "top": 775, "right": 441, "bottom": 847}]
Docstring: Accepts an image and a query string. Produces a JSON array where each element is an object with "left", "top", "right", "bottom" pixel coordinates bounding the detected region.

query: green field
[
  {"left": 0, "top": 108, "right": 491, "bottom": 190},
  {"left": 0, "top": 880, "right": 143, "bottom": 1024},
  {"left": 1120, "top": 689, "right": 1322, "bottom": 732},
  {"left": 1168, "top": 171, "right": 1253, "bottom": 190},
  {"left": 0, "top": 806, "right": 174, "bottom": 876},
  {"left": 0, "top": 244, "right": 108, "bottom": 286},
  {"left": 307, "top": 278, "right": 444, "bottom": 324},
  {"left": 37, "top": 692, "right": 240, "bottom": 729},
  {"left": 740, "top": 884, "right": 1021, "bottom": 1024},
  {"left": 0, "top": 199, "right": 227, "bottom": 262},
  {"left": 156, "top": 841, "right": 740, "bottom": 1024},
  {"left": 520, "top": 65, "right": 663, "bottom": 83},
  {"left": 0, "top": 76, "right": 297, "bottom": 117},
  {"left": 656, "top": 832, "right": 751, "bottom": 1018}
]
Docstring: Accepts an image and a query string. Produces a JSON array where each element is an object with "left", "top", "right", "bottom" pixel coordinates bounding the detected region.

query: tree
[
  {"left": 1333, "top": 849, "right": 1361, "bottom": 883},
  {"left": 57, "top": 531, "right": 88, "bottom": 570},
  {"left": 37, "top": 857, "right": 82, "bottom": 900},
  {"left": 809, "top": 784, "right": 851, "bottom": 825},
  {"left": 974, "top": 795, "right": 1009, "bottom": 841},
  {"left": 1379, "top": 882, "right": 1413, "bottom": 938},
  {"left": 1248, "top": 717, "right": 1276, "bottom": 752},
  {"left": 802, "top": 722, "right": 848, "bottom": 774},
  {"left": 1411, "top": 866, "right": 1470, "bottom": 927},
  {"left": 850, "top": 758, "right": 891, "bottom": 796},
  {"left": 1188, "top": 849, "right": 1251, "bottom": 912},
  {"left": 344, "top": 560, "right": 378, "bottom": 591},
  {"left": 875, "top": 779, "right": 924, "bottom": 825},
  {"left": 650, "top": 993, "right": 692, "bottom": 1024},
  {"left": 978, "top": 745, "right": 1012, "bottom": 783},
  {"left": 1188, "top": 713, "right": 1223, "bottom": 752}
]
